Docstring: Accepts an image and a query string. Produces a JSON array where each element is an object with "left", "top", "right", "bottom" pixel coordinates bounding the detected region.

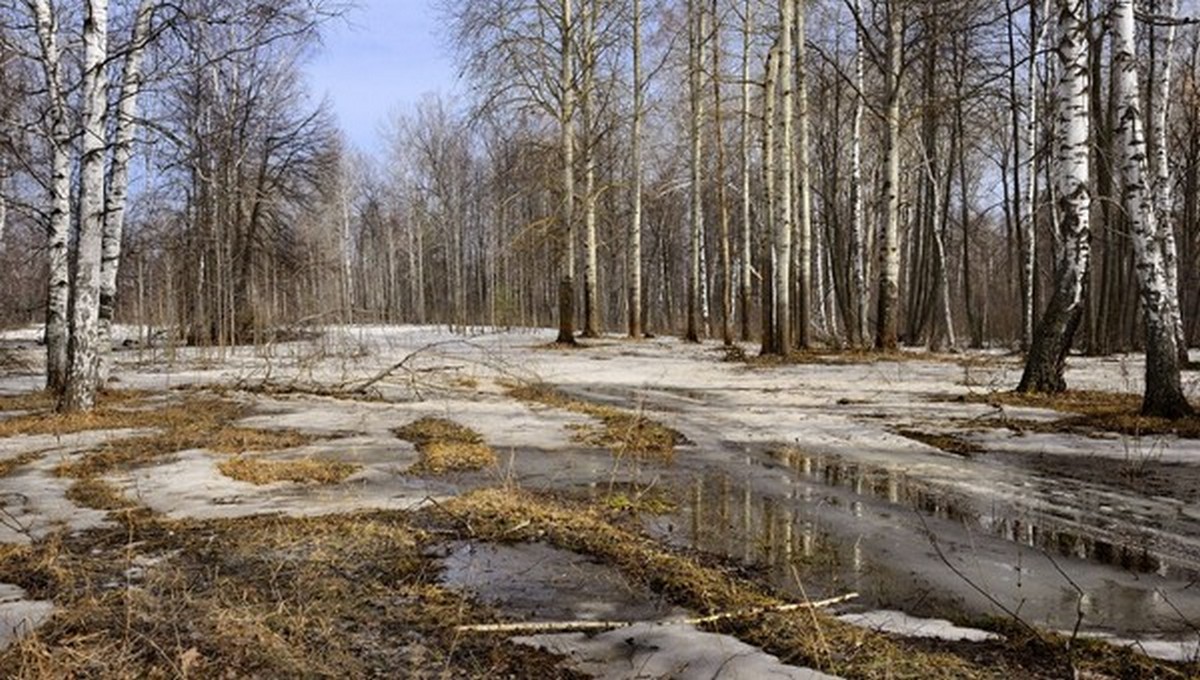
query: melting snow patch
[
  {"left": 837, "top": 610, "right": 1000, "bottom": 642},
  {"left": 0, "top": 584, "right": 53, "bottom": 652},
  {"left": 515, "top": 622, "right": 841, "bottom": 679}
]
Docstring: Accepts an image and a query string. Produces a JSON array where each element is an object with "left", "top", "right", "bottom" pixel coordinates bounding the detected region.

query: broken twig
[{"left": 454, "top": 592, "right": 859, "bottom": 634}]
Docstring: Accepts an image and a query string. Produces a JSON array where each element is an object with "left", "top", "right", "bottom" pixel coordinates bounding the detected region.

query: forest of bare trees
[{"left": 1, "top": 0, "right": 1198, "bottom": 417}]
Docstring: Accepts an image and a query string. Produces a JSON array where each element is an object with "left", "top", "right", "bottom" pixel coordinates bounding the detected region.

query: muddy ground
[{"left": 0, "top": 325, "right": 1198, "bottom": 678}]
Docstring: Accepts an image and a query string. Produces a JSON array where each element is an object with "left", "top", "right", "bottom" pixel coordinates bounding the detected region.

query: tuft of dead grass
[
  {"left": 0, "top": 513, "right": 577, "bottom": 678},
  {"left": 0, "top": 450, "right": 48, "bottom": 478},
  {"left": 50, "top": 396, "right": 317, "bottom": 480},
  {"left": 394, "top": 417, "right": 498, "bottom": 475},
  {"left": 64, "top": 478, "right": 137, "bottom": 511},
  {"left": 218, "top": 456, "right": 360, "bottom": 485},
  {"left": 509, "top": 382, "right": 684, "bottom": 462},
  {"left": 960, "top": 390, "right": 1200, "bottom": 438},
  {"left": 895, "top": 429, "right": 983, "bottom": 456}
]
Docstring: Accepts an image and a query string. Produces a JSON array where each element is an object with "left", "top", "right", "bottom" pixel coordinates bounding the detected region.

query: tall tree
[
  {"left": 738, "top": 0, "right": 753, "bottom": 342},
  {"left": 628, "top": 0, "right": 644, "bottom": 338},
  {"left": 1111, "top": 0, "right": 1192, "bottom": 418},
  {"left": 773, "top": 0, "right": 794, "bottom": 354},
  {"left": 875, "top": 0, "right": 903, "bottom": 351},
  {"left": 30, "top": 0, "right": 70, "bottom": 393},
  {"left": 686, "top": 0, "right": 705, "bottom": 343},
  {"left": 1018, "top": 0, "right": 1091, "bottom": 393},
  {"left": 61, "top": 0, "right": 109, "bottom": 412},
  {"left": 850, "top": 0, "right": 868, "bottom": 347},
  {"left": 98, "top": 0, "right": 156, "bottom": 383},
  {"left": 794, "top": 0, "right": 812, "bottom": 349}
]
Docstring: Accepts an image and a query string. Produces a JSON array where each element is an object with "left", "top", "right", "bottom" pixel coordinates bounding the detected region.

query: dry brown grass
[
  {"left": 48, "top": 395, "right": 318, "bottom": 480},
  {"left": 0, "top": 450, "right": 47, "bottom": 478},
  {"left": 895, "top": 429, "right": 984, "bottom": 456},
  {"left": 394, "top": 416, "right": 498, "bottom": 474},
  {"left": 0, "top": 393, "right": 238, "bottom": 439},
  {"left": 509, "top": 382, "right": 683, "bottom": 462},
  {"left": 0, "top": 388, "right": 152, "bottom": 415},
  {"left": 0, "top": 513, "right": 577, "bottom": 679},
  {"left": 64, "top": 478, "right": 137, "bottom": 511},
  {"left": 961, "top": 390, "right": 1200, "bottom": 438},
  {"left": 218, "top": 456, "right": 360, "bottom": 485}
]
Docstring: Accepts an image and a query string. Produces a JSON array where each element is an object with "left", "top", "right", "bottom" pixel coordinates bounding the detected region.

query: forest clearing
[
  {"left": 5, "top": 0, "right": 1200, "bottom": 676},
  {"left": 0, "top": 326, "right": 1196, "bottom": 678}
]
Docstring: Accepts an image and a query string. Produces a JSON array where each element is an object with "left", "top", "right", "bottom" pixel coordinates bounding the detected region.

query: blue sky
[{"left": 307, "top": 1, "right": 461, "bottom": 152}]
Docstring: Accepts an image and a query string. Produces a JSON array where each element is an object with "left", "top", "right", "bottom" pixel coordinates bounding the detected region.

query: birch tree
[
  {"left": 772, "top": 0, "right": 795, "bottom": 354},
  {"left": 738, "top": 0, "right": 753, "bottom": 342},
  {"left": 1146, "top": 0, "right": 1187, "bottom": 364},
  {"left": 30, "top": 0, "right": 70, "bottom": 393},
  {"left": 98, "top": 0, "right": 156, "bottom": 383},
  {"left": 794, "top": 0, "right": 812, "bottom": 349},
  {"left": 850, "top": 0, "right": 868, "bottom": 347},
  {"left": 686, "top": 0, "right": 704, "bottom": 343},
  {"left": 628, "top": 0, "right": 644, "bottom": 338},
  {"left": 1018, "top": 0, "right": 1090, "bottom": 394},
  {"left": 875, "top": 0, "right": 903, "bottom": 351},
  {"left": 60, "top": 0, "right": 109, "bottom": 412},
  {"left": 1111, "top": 0, "right": 1192, "bottom": 418}
]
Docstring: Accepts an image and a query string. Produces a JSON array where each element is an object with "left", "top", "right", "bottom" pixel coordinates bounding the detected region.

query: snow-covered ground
[{"left": 2, "top": 324, "right": 1199, "bottom": 671}]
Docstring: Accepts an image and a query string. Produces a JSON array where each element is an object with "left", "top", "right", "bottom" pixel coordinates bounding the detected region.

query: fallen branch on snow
[{"left": 453, "top": 592, "right": 859, "bottom": 634}]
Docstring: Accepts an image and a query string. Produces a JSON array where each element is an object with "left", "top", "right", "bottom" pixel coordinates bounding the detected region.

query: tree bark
[
  {"left": 628, "top": 0, "right": 644, "bottom": 339},
  {"left": 556, "top": 0, "right": 577, "bottom": 345},
  {"left": 1018, "top": 0, "right": 1091, "bottom": 394},
  {"left": 794, "top": 0, "right": 811, "bottom": 349},
  {"left": 875, "top": 1, "right": 902, "bottom": 351},
  {"left": 713, "top": 0, "right": 732, "bottom": 346},
  {"left": 686, "top": 0, "right": 705, "bottom": 343},
  {"left": 851, "top": 0, "right": 868, "bottom": 347},
  {"left": 99, "top": 0, "right": 156, "bottom": 384},
  {"left": 61, "top": 0, "right": 110, "bottom": 412},
  {"left": 1146, "top": 0, "right": 1188, "bottom": 364},
  {"left": 31, "top": 0, "right": 70, "bottom": 393},
  {"left": 581, "top": 0, "right": 600, "bottom": 338},
  {"left": 1111, "top": 0, "right": 1192, "bottom": 418},
  {"left": 773, "top": 0, "right": 794, "bottom": 354},
  {"left": 739, "top": 0, "right": 753, "bottom": 342}
]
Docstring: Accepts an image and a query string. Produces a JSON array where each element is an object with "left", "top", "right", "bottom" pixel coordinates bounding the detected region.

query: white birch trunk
[
  {"left": 686, "top": 0, "right": 705, "bottom": 342},
  {"left": 99, "top": 0, "right": 156, "bottom": 384},
  {"left": 62, "top": 0, "right": 110, "bottom": 412},
  {"left": 774, "top": 0, "right": 794, "bottom": 353},
  {"left": 851, "top": 0, "right": 868, "bottom": 347},
  {"left": 794, "top": 0, "right": 812, "bottom": 348},
  {"left": 629, "top": 0, "right": 644, "bottom": 338},
  {"left": 32, "top": 0, "right": 70, "bottom": 393},
  {"left": 761, "top": 44, "right": 778, "bottom": 353},
  {"left": 875, "top": 1, "right": 902, "bottom": 351},
  {"left": 556, "top": 0, "right": 577, "bottom": 344},
  {"left": 739, "top": 0, "right": 753, "bottom": 341},
  {"left": 582, "top": 0, "right": 599, "bottom": 338},
  {"left": 1022, "top": 0, "right": 1050, "bottom": 351},
  {"left": 1112, "top": 0, "right": 1192, "bottom": 417},
  {"left": 0, "top": 160, "right": 7, "bottom": 252},
  {"left": 1018, "top": 0, "right": 1090, "bottom": 393},
  {"left": 1147, "top": 0, "right": 1187, "bottom": 361}
]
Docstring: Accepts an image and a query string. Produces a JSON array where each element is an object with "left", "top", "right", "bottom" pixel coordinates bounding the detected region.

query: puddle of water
[
  {"left": 437, "top": 541, "right": 683, "bottom": 624},
  {"left": 651, "top": 449, "right": 1200, "bottom": 645}
]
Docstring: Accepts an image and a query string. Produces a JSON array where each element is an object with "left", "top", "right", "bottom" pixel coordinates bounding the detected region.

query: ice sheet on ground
[
  {"left": 0, "top": 584, "right": 53, "bottom": 652},
  {"left": 516, "top": 622, "right": 841, "bottom": 680},
  {"left": 837, "top": 609, "right": 1000, "bottom": 642},
  {"left": 439, "top": 541, "right": 685, "bottom": 623}
]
